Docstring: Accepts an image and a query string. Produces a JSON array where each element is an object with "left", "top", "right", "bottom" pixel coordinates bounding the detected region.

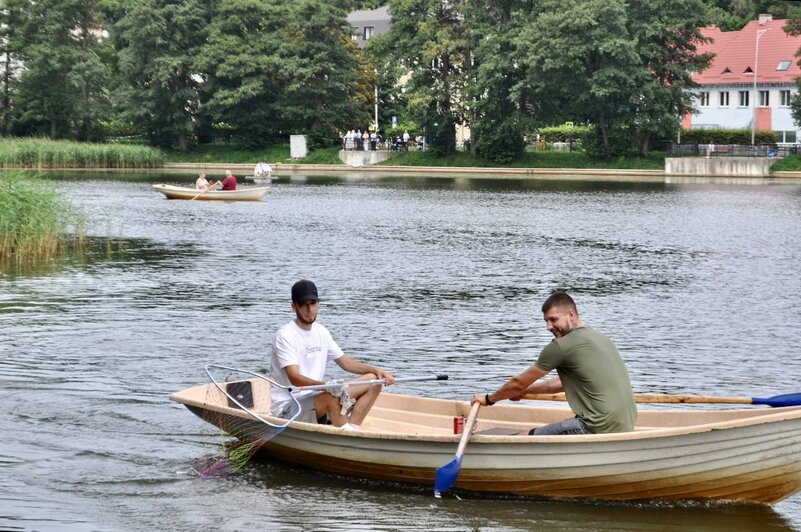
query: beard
[{"left": 295, "top": 309, "right": 317, "bottom": 325}]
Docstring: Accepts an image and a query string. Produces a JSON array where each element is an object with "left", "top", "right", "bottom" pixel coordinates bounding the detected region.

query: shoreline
[
  {"left": 7, "top": 162, "right": 801, "bottom": 182},
  {"left": 163, "top": 162, "right": 801, "bottom": 182},
  {"left": 165, "top": 161, "right": 664, "bottom": 177}
]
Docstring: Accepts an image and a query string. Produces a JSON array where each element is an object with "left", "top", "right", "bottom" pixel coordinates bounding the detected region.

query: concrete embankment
[
  {"left": 164, "top": 162, "right": 665, "bottom": 180},
  {"left": 163, "top": 162, "right": 801, "bottom": 181}
]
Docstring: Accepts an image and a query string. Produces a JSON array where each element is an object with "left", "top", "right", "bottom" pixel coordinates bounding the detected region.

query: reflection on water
[
  {"left": 0, "top": 236, "right": 204, "bottom": 279},
  {"left": 234, "top": 459, "right": 797, "bottom": 531},
  {"left": 2, "top": 173, "right": 801, "bottom": 531}
]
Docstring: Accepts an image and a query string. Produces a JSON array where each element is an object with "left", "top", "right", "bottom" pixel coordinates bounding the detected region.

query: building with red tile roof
[{"left": 685, "top": 15, "right": 801, "bottom": 143}]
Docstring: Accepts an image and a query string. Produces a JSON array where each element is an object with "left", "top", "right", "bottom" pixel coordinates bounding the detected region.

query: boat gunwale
[{"left": 170, "top": 384, "right": 801, "bottom": 444}]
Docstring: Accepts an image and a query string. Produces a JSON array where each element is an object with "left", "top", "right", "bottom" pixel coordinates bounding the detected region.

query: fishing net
[{"left": 190, "top": 364, "right": 304, "bottom": 477}]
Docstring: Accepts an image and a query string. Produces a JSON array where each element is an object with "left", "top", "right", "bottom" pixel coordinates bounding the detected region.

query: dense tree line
[{"left": 0, "top": 0, "right": 797, "bottom": 159}]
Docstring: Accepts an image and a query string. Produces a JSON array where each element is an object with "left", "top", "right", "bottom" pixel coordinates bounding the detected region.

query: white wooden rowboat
[
  {"left": 170, "top": 379, "right": 801, "bottom": 504},
  {"left": 152, "top": 183, "right": 269, "bottom": 201}
]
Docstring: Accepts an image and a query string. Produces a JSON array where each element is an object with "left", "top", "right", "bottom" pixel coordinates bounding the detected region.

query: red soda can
[{"left": 453, "top": 415, "right": 465, "bottom": 434}]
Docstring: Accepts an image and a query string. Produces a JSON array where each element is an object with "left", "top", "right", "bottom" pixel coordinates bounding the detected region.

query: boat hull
[
  {"left": 172, "top": 380, "right": 801, "bottom": 504},
  {"left": 152, "top": 183, "right": 269, "bottom": 201}
]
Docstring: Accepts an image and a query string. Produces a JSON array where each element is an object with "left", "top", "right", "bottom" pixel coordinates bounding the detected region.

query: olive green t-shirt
[{"left": 535, "top": 326, "right": 636, "bottom": 433}]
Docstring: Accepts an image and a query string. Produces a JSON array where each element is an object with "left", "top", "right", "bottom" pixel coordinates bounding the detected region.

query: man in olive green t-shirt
[{"left": 472, "top": 292, "right": 636, "bottom": 435}]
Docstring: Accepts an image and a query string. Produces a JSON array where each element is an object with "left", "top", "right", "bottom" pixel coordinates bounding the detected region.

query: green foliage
[
  {"left": 790, "top": 86, "right": 801, "bottom": 130},
  {"left": 382, "top": 147, "right": 665, "bottom": 169},
  {"left": 678, "top": 129, "right": 778, "bottom": 144},
  {"left": 384, "top": 121, "right": 419, "bottom": 140},
  {"left": 536, "top": 125, "right": 592, "bottom": 143},
  {"left": 0, "top": 138, "right": 165, "bottom": 168},
  {"left": 1, "top": 0, "right": 794, "bottom": 163},
  {"left": 162, "top": 142, "right": 291, "bottom": 164},
  {"left": 511, "top": 0, "right": 709, "bottom": 159},
  {"left": 381, "top": 0, "right": 470, "bottom": 155},
  {"left": 162, "top": 141, "right": 344, "bottom": 164},
  {"left": 473, "top": 116, "right": 527, "bottom": 164},
  {"left": 11, "top": 0, "right": 112, "bottom": 141},
  {"left": 197, "top": 0, "right": 369, "bottom": 150},
  {"left": 464, "top": 1, "right": 530, "bottom": 162},
  {"left": 0, "top": 171, "right": 85, "bottom": 264},
  {"left": 114, "top": 0, "right": 209, "bottom": 151},
  {"left": 581, "top": 125, "right": 637, "bottom": 158},
  {"left": 769, "top": 154, "right": 801, "bottom": 171}
]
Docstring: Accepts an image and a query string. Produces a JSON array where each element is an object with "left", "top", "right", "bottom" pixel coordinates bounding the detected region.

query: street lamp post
[
  {"left": 751, "top": 28, "right": 771, "bottom": 146},
  {"left": 374, "top": 69, "right": 379, "bottom": 133}
]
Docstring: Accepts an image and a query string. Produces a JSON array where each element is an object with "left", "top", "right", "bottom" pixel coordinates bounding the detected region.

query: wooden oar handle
[
  {"left": 524, "top": 393, "right": 753, "bottom": 404},
  {"left": 455, "top": 402, "right": 481, "bottom": 457}
]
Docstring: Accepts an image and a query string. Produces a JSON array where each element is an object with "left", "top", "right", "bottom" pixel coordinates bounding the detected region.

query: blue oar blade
[
  {"left": 434, "top": 455, "right": 463, "bottom": 495},
  {"left": 752, "top": 393, "right": 801, "bottom": 407}
]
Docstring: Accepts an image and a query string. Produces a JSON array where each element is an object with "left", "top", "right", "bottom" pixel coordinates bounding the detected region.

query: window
[
  {"left": 781, "top": 90, "right": 792, "bottom": 107},
  {"left": 759, "top": 90, "right": 770, "bottom": 107},
  {"left": 363, "top": 26, "right": 374, "bottom": 40},
  {"left": 699, "top": 91, "right": 710, "bottom": 106},
  {"left": 351, "top": 28, "right": 359, "bottom": 41},
  {"left": 783, "top": 131, "right": 797, "bottom": 143},
  {"left": 739, "top": 90, "right": 749, "bottom": 107},
  {"left": 777, "top": 60, "right": 791, "bottom": 71},
  {"left": 719, "top": 91, "right": 729, "bottom": 106}
]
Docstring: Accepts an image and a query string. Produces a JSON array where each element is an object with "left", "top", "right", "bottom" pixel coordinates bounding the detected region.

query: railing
[
  {"left": 667, "top": 143, "right": 800, "bottom": 158},
  {"left": 340, "top": 138, "right": 424, "bottom": 152}
]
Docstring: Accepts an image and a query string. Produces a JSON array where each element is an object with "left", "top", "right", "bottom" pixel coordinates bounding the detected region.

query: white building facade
[{"left": 685, "top": 16, "right": 801, "bottom": 144}]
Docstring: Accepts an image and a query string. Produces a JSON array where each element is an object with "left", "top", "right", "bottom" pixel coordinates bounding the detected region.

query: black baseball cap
[{"left": 292, "top": 279, "right": 319, "bottom": 304}]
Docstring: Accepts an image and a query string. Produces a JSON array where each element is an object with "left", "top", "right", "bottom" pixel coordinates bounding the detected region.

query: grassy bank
[
  {"left": 382, "top": 150, "right": 666, "bottom": 170},
  {"left": 769, "top": 155, "right": 801, "bottom": 171},
  {"left": 0, "top": 171, "right": 85, "bottom": 266},
  {"left": 164, "top": 142, "right": 666, "bottom": 170},
  {"left": 0, "top": 138, "right": 164, "bottom": 169}
]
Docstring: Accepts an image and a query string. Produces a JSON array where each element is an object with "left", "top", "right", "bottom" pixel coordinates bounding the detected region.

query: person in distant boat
[
  {"left": 472, "top": 292, "right": 636, "bottom": 435},
  {"left": 220, "top": 170, "right": 237, "bottom": 191},
  {"left": 195, "top": 172, "right": 209, "bottom": 191},
  {"left": 269, "top": 279, "right": 395, "bottom": 430}
]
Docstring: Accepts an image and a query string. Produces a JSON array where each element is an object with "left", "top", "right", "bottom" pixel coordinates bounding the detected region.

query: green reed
[
  {"left": 0, "top": 171, "right": 86, "bottom": 267},
  {"left": 0, "top": 138, "right": 164, "bottom": 169}
]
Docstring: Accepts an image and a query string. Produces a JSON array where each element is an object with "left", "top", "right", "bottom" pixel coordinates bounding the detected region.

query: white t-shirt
[{"left": 269, "top": 321, "right": 344, "bottom": 407}]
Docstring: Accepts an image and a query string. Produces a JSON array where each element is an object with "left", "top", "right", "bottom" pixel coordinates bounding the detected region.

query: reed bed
[
  {"left": 0, "top": 138, "right": 164, "bottom": 169},
  {"left": 0, "top": 171, "right": 86, "bottom": 268}
]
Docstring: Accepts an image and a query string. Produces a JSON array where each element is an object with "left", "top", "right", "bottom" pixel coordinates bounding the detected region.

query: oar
[
  {"left": 434, "top": 401, "right": 481, "bottom": 498},
  {"left": 525, "top": 392, "right": 801, "bottom": 408},
  {"left": 291, "top": 374, "right": 448, "bottom": 393},
  {"left": 191, "top": 180, "right": 222, "bottom": 200}
]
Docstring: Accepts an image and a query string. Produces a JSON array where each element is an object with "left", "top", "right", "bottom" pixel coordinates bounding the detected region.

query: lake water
[{"left": 2, "top": 171, "right": 801, "bottom": 531}]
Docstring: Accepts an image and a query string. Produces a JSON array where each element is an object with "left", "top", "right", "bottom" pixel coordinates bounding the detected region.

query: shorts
[{"left": 270, "top": 393, "right": 323, "bottom": 424}]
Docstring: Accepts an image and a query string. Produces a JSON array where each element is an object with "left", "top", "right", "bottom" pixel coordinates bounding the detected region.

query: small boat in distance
[
  {"left": 171, "top": 376, "right": 801, "bottom": 505},
  {"left": 152, "top": 183, "right": 269, "bottom": 201},
  {"left": 245, "top": 161, "right": 274, "bottom": 183}
]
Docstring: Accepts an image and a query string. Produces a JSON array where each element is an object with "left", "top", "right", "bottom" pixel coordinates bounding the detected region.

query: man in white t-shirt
[{"left": 269, "top": 279, "right": 395, "bottom": 430}]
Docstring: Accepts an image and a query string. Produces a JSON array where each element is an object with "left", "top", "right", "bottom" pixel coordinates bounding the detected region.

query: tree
[
  {"left": 463, "top": 0, "right": 531, "bottom": 162},
  {"left": 115, "top": 0, "right": 210, "bottom": 150},
  {"left": 380, "top": 0, "right": 470, "bottom": 155},
  {"left": 198, "top": 0, "right": 369, "bottom": 148},
  {"left": 0, "top": 0, "right": 27, "bottom": 136},
  {"left": 514, "top": 0, "right": 710, "bottom": 158},
  {"left": 626, "top": 0, "right": 711, "bottom": 156},
  {"left": 13, "top": 0, "right": 111, "bottom": 140}
]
